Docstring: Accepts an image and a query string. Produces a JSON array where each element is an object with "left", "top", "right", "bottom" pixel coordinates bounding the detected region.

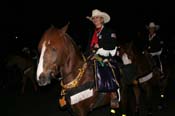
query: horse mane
[
  {"left": 47, "top": 26, "right": 79, "bottom": 46},
  {"left": 64, "top": 33, "right": 83, "bottom": 59}
]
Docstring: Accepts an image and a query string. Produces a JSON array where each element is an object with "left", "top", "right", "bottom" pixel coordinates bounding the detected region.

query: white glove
[{"left": 96, "top": 46, "right": 117, "bottom": 57}]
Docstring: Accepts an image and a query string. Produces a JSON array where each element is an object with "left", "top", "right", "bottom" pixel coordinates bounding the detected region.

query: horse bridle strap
[{"left": 60, "top": 63, "right": 87, "bottom": 95}]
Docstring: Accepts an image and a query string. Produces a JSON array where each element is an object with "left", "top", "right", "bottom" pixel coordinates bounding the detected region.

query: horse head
[{"left": 36, "top": 23, "right": 84, "bottom": 86}]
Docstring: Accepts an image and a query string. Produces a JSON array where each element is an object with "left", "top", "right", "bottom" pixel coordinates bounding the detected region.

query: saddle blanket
[{"left": 70, "top": 88, "right": 93, "bottom": 105}]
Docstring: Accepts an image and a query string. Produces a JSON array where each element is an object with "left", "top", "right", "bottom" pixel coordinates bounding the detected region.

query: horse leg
[
  {"left": 21, "top": 75, "right": 27, "bottom": 94},
  {"left": 72, "top": 106, "right": 88, "bottom": 116},
  {"left": 158, "top": 74, "right": 168, "bottom": 110},
  {"left": 110, "top": 91, "right": 120, "bottom": 109},
  {"left": 143, "top": 83, "right": 153, "bottom": 115},
  {"left": 78, "top": 111, "right": 87, "bottom": 116},
  {"left": 159, "top": 62, "right": 169, "bottom": 98},
  {"left": 30, "top": 74, "right": 38, "bottom": 92},
  {"left": 120, "top": 84, "right": 128, "bottom": 116},
  {"left": 133, "top": 84, "right": 140, "bottom": 115}
]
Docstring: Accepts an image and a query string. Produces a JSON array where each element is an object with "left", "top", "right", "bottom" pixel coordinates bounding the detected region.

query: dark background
[
  {"left": 0, "top": 1, "right": 175, "bottom": 53},
  {"left": 0, "top": 1, "right": 175, "bottom": 116}
]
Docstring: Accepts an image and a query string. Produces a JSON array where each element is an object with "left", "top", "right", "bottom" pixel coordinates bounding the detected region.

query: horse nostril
[
  {"left": 39, "top": 75, "right": 43, "bottom": 82},
  {"left": 38, "top": 74, "right": 49, "bottom": 86},
  {"left": 39, "top": 74, "right": 46, "bottom": 82}
]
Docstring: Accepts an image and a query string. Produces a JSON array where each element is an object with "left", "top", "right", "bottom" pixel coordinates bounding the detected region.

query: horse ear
[{"left": 61, "top": 22, "right": 70, "bottom": 33}]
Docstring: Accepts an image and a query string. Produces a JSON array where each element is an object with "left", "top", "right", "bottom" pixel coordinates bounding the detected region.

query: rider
[
  {"left": 86, "top": 9, "right": 118, "bottom": 57},
  {"left": 144, "top": 22, "right": 164, "bottom": 74},
  {"left": 86, "top": 9, "right": 120, "bottom": 110}
]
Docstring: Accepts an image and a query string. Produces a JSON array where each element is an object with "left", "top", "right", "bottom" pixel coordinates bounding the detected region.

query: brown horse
[
  {"left": 5, "top": 53, "right": 38, "bottom": 94},
  {"left": 118, "top": 41, "right": 168, "bottom": 115},
  {"left": 36, "top": 24, "right": 121, "bottom": 116}
]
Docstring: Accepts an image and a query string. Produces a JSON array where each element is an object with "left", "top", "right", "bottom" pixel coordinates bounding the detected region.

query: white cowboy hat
[
  {"left": 86, "top": 9, "right": 110, "bottom": 23},
  {"left": 146, "top": 22, "right": 160, "bottom": 30}
]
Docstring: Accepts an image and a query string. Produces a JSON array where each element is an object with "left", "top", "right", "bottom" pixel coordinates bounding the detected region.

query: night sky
[{"left": 0, "top": 1, "right": 175, "bottom": 53}]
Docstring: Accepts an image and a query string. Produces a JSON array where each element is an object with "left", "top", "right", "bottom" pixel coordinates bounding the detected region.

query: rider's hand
[{"left": 103, "top": 58, "right": 108, "bottom": 63}]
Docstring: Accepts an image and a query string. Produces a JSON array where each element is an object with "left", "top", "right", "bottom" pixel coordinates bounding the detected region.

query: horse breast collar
[
  {"left": 60, "top": 62, "right": 87, "bottom": 95},
  {"left": 59, "top": 62, "right": 92, "bottom": 107}
]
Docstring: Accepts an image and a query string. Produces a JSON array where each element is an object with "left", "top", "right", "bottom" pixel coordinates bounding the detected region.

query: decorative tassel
[{"left": 59, "top": 96, "right": 66, "bottom": 107}]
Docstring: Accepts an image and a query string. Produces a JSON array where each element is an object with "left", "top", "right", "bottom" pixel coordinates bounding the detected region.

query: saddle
[
  {"left": 92, "top": 56, "right": 121, "bottom": 109},
  {"left": 93, "top": 55, "right": 120, "bottom": 92}
]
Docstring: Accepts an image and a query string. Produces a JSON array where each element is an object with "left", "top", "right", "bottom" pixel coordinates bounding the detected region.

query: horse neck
[
  {"left": 133, "top": 51, "right": 153, "bottom": 76},
  {"left": 122, "top": 44, "right": 153, "bottom": 75},
  {"left": 60, "top": 45, "right": 84, "bottom": 84}
]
